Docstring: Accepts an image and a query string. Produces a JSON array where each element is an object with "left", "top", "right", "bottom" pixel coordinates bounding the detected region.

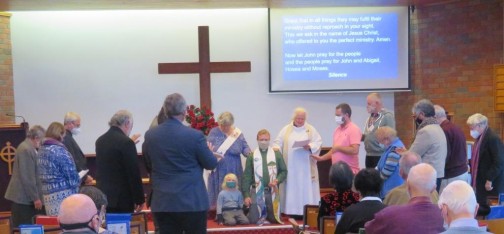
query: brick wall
[
  {"left": 395, "top": 0, "right": 504, "bottom": 146},
  {"left": 0, "top": 12, "right": 13, "bottom": 124}
]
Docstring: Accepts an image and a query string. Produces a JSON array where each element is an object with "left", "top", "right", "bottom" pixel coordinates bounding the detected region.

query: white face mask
[
  {"left": 71, "top": 127, "right": 81, "bottom": 136},
  {"left": 334, "top": 116, "right": 344, "bottom": 125},
  {"left": 258, "top": 140, "right": 270, "bottom": 150},
  {"left": 470, "top": 130, "right": 481, "bottom": 139},
  {"left": 378, "top": 143, "right": 385, "bottom": 149}
]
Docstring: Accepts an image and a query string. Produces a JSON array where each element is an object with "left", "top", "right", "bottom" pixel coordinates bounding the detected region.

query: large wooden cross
[{"left": 158, "top": 26, "right": 251, "bottom": 110}]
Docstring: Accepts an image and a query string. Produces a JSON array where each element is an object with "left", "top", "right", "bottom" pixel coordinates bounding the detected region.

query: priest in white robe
[{"left": 273, "top": 107, "right": 323, "bottom": 216}]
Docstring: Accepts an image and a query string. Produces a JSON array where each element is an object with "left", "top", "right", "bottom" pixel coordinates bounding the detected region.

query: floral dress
[
  {"left": 317, "top": 189, "right": 360, "bottom": 227},
  {"left": 207, "top": 127, "right": 251, "bottom": 209}
]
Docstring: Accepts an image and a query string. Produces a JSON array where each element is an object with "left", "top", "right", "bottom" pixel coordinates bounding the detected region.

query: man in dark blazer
[
  {"left": 95, "top": 110, "right": 145, "bottom": 213},
  {"left": 63, "top": 112, "right": 93, "bottom": 185},
  {"left": 467, "top": 113, "right": 504, "bottom": 216},
  {"left": 144, "top": 93, "right": 218, "bottom": 234}
]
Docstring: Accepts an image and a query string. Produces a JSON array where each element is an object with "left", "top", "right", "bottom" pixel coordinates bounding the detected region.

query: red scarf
[{"left": 470, "top": 127, "right": 487, "bottom": 189}]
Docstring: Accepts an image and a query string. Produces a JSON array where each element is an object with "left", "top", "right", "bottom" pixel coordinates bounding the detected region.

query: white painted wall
[{"left": 10, "top": 9, "right": 394, "bottom": 169}]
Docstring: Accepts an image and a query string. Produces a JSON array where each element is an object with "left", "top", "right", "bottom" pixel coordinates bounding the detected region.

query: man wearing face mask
[
  {"left": 467, "top": 113, "right": 504, "bottom": 216},
  {"left": 409, "top": 99, "right": 447, "bottom": 191},
  {"left": 363, "top": 93, "right": 396, "bottom": 169},
  {"left": 312, "top": 103, "right": 362, "bottom": 174},
  {"left": 58, "top": 194, "right": 101, "bottom": 234},
  {"left": 95, "top": 110, "right": 145, "bottom": 214},
  {"left": 242, "top": 129, "right": 287, "bottom": 225},
  {"left": 63, "top": 112, "right": 93, "bottom": 185}
]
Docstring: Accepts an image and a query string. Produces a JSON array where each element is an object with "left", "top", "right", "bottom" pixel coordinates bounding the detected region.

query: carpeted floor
[{"left": 146, "top": 214, "right": 303, "bottom": 233}]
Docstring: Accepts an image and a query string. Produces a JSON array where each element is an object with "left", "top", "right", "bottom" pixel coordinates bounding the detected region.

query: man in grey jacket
[
  {"left": 4, "top": 125, "right": 46, "bottom": 227},
  {"left": 363, "top": 92, "right": 396, "bottom": 168},
  {"left": 410, "top": 99, "right": 447, "bottom": 191}
]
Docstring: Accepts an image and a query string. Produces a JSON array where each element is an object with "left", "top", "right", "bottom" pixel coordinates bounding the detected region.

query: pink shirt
[{"left": 332, "top": 121, "right": 362, "bottom": 174}]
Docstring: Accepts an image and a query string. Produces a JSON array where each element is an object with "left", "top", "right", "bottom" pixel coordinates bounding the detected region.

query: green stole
[{"left": 253, "top": 147, "right": 282, "bottom": 223}]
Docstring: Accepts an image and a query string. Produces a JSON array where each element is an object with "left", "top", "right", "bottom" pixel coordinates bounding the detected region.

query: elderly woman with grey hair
[
  {"left": 207, "top": 111, "right": 251, "bottom": 210},
  {"left": 467, "top": 113, "right": 504, "bottom": 216}
]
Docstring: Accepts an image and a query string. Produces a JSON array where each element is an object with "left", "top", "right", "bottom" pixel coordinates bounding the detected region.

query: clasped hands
[{"left": 243, "top": 180, "right": 278, "bottom": 207}]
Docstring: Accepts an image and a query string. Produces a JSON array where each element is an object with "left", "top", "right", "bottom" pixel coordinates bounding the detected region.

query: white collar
[
  {"left": 449, "top": 218, "right": 479, "bottom": 228},
  {"left": 360, "top": 196, "right": 382, "bottom": 202}
]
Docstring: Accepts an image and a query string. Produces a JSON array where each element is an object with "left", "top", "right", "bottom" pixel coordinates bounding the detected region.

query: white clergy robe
[{"left": 273, "top": 122, "right": 322, "bottom": 215}]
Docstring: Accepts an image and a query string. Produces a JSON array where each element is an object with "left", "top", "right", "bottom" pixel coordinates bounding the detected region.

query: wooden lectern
[{"left": 0, "top": 123, "right": 28, "bottom": 212}]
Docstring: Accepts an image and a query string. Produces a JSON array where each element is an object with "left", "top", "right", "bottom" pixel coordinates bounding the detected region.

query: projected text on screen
[{"left": 282, "top": 13, "right": 398, "bottom": 80}]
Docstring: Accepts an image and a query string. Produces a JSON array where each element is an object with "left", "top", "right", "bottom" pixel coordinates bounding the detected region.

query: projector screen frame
[{"left": 268, "top": 7, "right": 411, "bottom": 94}]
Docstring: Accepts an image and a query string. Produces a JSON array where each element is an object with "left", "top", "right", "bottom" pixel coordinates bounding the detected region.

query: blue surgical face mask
[
  {"left": 226, "top": 181, "right": 236, "bottom": 189},
  {"left": 378, "top": 143, "right": 385, "bottom": 149}
]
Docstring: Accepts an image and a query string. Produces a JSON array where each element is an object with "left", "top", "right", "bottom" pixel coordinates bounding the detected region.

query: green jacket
[{"left": 241, "top": 149, "right": 287, "bottom": 198}]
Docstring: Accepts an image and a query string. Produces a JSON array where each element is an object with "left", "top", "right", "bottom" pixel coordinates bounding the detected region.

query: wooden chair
[
  {"left": 0, "top": 215, "right": 13, "bottom": 234},
  {"left": 320, "top": 216, "right": 336, "bottom": 234},
  {"left": 480, "top": 218, "right": 504, "bottom": 233},
  {"left": 131, "top": 212, "right": 147, "bottom": 234},
  {"left": 303, "top": 204, "right": 319, "bottom": 230},
  {"left": 130, "top": 222, "right": 142, "bottom": 234}
]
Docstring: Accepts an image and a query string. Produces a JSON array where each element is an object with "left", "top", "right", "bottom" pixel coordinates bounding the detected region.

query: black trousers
[
  {"left": 248, "top": 188, "right": 277, "bottom": 224},
  {"left": 155, "top": 210, "right": 207, "bottom": 234},
  {"left": 11, "top": 202, "right": 45, "bottom": 227},
  {"left": 365, "top": 156, "right": 380, "bottom": 168}
]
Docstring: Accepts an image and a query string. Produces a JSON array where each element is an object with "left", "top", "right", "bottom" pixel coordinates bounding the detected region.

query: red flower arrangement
[{"left": 185, "top": 105, "right": 219, "bottom": 136}]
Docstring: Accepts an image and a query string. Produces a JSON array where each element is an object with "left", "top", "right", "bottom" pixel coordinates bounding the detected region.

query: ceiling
[{"left": 0, "top": 0, "right": 447, "bottom": 11}]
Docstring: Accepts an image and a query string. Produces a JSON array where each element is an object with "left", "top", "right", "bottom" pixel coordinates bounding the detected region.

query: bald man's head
[
  {"left": 58, "top": 194, "right": 99, "bottom": 233},
  {"left": 399, "top": 151, "right": 421, "bottom": 179},
  {"left": 407, "top": 163, "right": 437, "bottom": 197}
]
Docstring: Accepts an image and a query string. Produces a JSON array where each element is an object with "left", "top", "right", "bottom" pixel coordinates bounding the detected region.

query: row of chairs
[
  {"left": 298, "top": 205, "right": 335, "bottom": 234},
  {"left": 302, "top": 204, "right": 504, "bottom": 234},
  {"left": 0, "top": 212, "right": 148, "bottom": 234}
]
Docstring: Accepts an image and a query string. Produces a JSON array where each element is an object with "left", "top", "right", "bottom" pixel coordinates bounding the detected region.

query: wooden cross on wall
[{"left": 158, "top": 26, "right": 251, "bottom": 110}]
